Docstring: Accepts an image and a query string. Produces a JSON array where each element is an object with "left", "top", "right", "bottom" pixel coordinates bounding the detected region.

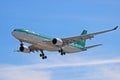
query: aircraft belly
[
  {"left": 34, "top": 43, "right": 59, "bottom": 51},
  {"left": 63, "top": 46, "right": 81, "bottom": 53}
]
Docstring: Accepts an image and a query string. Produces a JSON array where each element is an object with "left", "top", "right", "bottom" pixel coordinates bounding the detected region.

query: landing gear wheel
[
  {"left": 40, "top": 54, "right": 44, "bottom": 57},
  {"left": 42, "top": 56, "right": 47, "bottom": 59},
  {"left": 44, "top": 56, "right": 47, "bottom": 59},
  {"left": 42, "top": 57, "right": 45, "bottom": 59},
  {"left": 61, "top": 52, "right": 66, "bottom": 56}
]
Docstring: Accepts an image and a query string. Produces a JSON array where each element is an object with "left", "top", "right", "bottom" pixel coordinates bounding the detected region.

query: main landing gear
[
  {"left": 39, "top": 50, "right": 47, "bottom": 59},
  {"left": 58, "top": 48, "right": 66, "bottom": 56}
]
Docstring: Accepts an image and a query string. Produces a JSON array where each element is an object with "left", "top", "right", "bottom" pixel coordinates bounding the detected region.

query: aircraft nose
[{"left": 11, "top": 29, "right": 17, "bottom": 36}]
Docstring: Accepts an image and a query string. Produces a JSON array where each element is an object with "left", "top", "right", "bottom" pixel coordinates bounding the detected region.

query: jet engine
[
  {"left": 19, "top": 46, "right": 30, "bottom": 53},
  {"left": 52, "top": 38, "right": 63, "bottom": 46}
]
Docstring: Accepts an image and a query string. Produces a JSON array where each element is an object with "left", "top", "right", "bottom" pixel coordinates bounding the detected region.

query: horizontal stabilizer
[
  {"left": 14, "top": 50, "right": 21, "bottom": 52},
  {"left": 85, "top": 44, "right": 102, "bottom": 49}
]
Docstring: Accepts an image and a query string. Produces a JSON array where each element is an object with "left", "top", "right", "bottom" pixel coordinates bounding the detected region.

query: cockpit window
[
  {"left": 13, "top": 29, "right": 25, "bottom": 32},
  {"left": 13, "top": 29, "right": 17, "bottom": 31}
]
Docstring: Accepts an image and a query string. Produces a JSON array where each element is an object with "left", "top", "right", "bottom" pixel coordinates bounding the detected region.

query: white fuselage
[{"left": 12, "top": 31, "right": 82, "bottom": 53}]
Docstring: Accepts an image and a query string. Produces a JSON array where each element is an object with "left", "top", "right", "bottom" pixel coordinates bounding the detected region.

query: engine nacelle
[
  {"left": 52, "top": 38, "right": 63, "bottom": 46},
  {"left": 19, "top": 46, "right": 30, "bottom": 53}
]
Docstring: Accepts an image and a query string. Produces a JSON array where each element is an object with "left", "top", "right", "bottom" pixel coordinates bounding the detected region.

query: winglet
[{"left": 113, "top": 26, "right": 118, "bottom": 30}]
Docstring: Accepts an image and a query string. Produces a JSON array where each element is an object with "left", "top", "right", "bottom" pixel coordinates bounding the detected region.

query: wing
[{"left": 62, "top": 26, "right": 118, "bottom": 45}]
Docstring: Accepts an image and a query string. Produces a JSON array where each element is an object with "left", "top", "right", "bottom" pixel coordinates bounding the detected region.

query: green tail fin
[{"left": 76, "top": 30, "right": 87, "bottom": 47}]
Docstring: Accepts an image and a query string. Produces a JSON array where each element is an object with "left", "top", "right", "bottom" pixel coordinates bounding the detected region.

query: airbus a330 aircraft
[{"left": 12, "top": 26, "right": 118, "bottom": 59}]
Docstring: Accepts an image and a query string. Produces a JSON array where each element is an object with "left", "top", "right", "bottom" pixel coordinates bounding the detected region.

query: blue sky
[{"left": 0, "top": 0, "right": 120, "bottom": 80}]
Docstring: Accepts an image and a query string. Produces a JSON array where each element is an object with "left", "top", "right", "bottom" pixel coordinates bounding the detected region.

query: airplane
[{"left": 11, "top": 26, "right": 118, "bottom": 59}]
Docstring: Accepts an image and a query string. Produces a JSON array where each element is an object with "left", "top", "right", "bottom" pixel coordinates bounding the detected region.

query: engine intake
[
  {"left": 19, "top": 46, "right": 30, "bottom": 53},
  {"left": 52, "top": 38, "right": 63, "bottom": 46}
]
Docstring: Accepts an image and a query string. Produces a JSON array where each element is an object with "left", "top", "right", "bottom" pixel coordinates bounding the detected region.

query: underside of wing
[{"left": 28, "top": 45, "right": 41, "bottom": 52}]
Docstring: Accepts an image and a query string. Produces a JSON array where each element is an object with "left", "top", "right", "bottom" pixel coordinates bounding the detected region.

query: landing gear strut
[{"left": 39, "top": 50, "right": 47, "bottom": 59}]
